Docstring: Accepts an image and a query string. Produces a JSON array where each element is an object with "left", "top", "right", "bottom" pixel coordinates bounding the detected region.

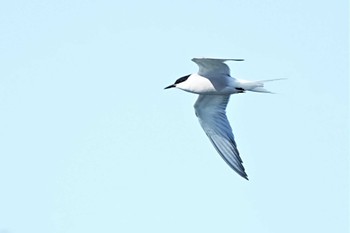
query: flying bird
[{"left": 165, "top": 58, "right": 282, "bottom": 180}]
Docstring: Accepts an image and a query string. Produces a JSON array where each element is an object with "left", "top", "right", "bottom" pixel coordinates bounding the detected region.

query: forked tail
[{"left": 238, "top": 78, "right": 286, "bottom": 93}]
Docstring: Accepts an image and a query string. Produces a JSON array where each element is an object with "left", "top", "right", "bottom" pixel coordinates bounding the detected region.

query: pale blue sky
[{"left": 0, "top": 1, "right": 348, "bottom": 233}]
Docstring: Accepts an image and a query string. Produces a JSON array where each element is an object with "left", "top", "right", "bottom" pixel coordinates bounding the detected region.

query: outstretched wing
[
  {"left": 194, "top": 94, "right": 248, "bottom": 179},
  {"left": 192, "top": 58, "right": 244, "bottom": 78}
]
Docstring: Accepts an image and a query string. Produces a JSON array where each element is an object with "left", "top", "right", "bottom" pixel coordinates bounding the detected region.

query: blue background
[{"left": 0, "top": 1, "right": 348, "bottom": 232}]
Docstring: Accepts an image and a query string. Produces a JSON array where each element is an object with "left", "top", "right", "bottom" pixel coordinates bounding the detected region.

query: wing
[
  {"left": 192, "top": 58, "right": 244, "bottom": 78},
  {"left": 194, "top": 94, "right": 248, "bottom": 179}
]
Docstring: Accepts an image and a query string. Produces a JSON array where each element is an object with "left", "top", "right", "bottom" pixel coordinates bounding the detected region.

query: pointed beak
[{"left": 164, "top": 84, "right": 175, "bottom": 89}]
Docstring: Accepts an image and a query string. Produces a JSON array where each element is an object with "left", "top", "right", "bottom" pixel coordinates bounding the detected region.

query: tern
[{"left": 165, "top": 58, "right": 282, "bottom": 180}]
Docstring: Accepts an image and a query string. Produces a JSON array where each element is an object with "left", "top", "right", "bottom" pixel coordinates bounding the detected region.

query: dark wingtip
[{"left": 240, "top": 171, "right": 249, "bottom": 180}]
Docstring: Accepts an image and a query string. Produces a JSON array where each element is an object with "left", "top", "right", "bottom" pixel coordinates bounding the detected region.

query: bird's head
[{"left": 164, "top": 74, "right": 191, "bottom": 90}]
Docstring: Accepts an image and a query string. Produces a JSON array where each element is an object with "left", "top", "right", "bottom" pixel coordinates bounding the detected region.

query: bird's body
[
  {"left": 165, "top": 58, "right": 281, "bottom": 180},
  {"left": 175, "top": 73, "right": 240, "bottom": 95}
]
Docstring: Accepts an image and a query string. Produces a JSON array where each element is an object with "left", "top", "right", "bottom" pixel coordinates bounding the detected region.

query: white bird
[{"left": 165, "top": 58, "right": 282, "bottom": 180}]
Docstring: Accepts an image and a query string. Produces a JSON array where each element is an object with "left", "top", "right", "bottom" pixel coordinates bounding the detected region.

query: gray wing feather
[
  {"left": 194, "top": 94, "right": 248, "bottom": 179},
  {"left": 192, "top": 58, "right": 244, "bottom": 78}
]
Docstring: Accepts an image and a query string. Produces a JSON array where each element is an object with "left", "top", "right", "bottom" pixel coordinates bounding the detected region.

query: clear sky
[{"left": 0, "top": 1, "right": 348, "bottom": 233}]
